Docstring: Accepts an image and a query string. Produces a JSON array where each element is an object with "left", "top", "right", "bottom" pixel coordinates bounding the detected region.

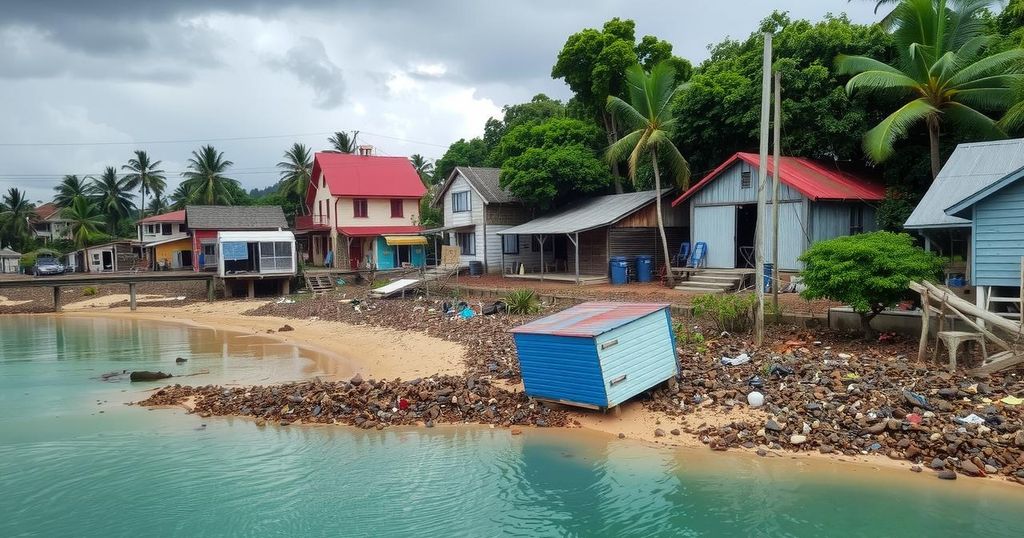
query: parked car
[{"left": 33, "top": 256, "right": 66, "bottom": 276}]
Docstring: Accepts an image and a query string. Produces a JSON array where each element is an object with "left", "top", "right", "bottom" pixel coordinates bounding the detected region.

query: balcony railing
[{"left": 295, "top": 215, "right": 331, "bottom": 230}]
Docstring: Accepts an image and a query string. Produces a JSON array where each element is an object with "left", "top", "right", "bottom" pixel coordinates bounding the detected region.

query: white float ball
[{"left": 747, "top": 391, "right": 765, "bottom": 408}]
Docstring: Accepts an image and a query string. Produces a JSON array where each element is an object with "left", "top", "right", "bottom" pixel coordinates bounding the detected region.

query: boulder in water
[{"left": 130, "top": 371, "right": 173, "bottom": 382}]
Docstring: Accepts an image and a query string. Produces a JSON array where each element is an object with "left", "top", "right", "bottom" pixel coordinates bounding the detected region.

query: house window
[
  {"left": 353, "top": 198, "right": 368, "bottom": 218},
  {"left": 202, "top": 244, "right": 216, "bottom": 256},
  {"left": 850, "top": 206, "right": 865, "bottom": 235},
  {"left": 456, "top": 232, "right": 475, "bottom": 255},
  {"left": 741, "top": 171, "right": 752, "bottom": 189},
  {"left": 259, "top": 241, "right": 294, "bottom": 272},
  {"left": 145, "top": 224, "right": 155, "bottom": 234},
  {"left": 161, "top": 223, "right": 172, "bottom": 235},
  {"left": 327, "top": 201, "right": 331, "bottom": 221},
  {"left": 391, "top": 199, "right": 404, "bottom": 218},
  {"left": 179, "top": 224, "right": 187, "bottom": 233},
  {"left": 452, "top": 191, "right": 471, "bottom": 213},
  {"left": 502, "top": 234, "right": 519, "bottom": 255}
]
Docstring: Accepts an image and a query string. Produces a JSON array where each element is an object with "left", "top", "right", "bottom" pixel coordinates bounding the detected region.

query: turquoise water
[{"left": 2, "top": 316, "right": 1023, "bottom": 537}]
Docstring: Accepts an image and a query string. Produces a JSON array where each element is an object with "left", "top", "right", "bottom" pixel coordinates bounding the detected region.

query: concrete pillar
[
  {"left": 247, "top": 279, "right": 255, "bottom": 299},
  {"left": 53, "top": 286, "right": 61, "bottom": 312},
  {"left": 224, "top": 280, "right": 233, "bottom": 298},
  {"left": 207, "top": 278, "right": 215, "bottom": 302},
  {"left": 128, "top": 283, "right": 137, "bottom": 311},
  {"left": 281, "top": 278, "right": 290, "bottom": 295}
]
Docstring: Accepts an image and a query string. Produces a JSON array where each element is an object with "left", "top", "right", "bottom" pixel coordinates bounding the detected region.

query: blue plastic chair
[
  {"left": 688, "top": 242, "right": 707, "bottom": 268},
  {"left": 671, "top": 242, "right": 691, "bottom": 267}
]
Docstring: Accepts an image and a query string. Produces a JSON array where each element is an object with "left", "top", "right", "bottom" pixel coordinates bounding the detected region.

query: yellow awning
[{"left": 384, "top": 235, "right": 427, "bottom": 246}]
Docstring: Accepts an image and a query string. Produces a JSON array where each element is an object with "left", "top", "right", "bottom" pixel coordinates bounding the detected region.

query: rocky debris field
[
  {"left": 137, "top": 373, "right": 572, "bottom": 429},
  {"left": 645, "top": 327, "right": 1024, "bottom": 483},
  {"left": 246, "top": 293, "right": 562, "bottom": 381}
]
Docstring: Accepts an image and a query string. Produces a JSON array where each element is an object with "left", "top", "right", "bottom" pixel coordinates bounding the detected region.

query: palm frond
[
  {"left": 953, "top": 87, "right": 1018, "bottom": 111},
  {"left": 845, "top": 70, "right": 922, "bottom": 96},
  {"left": 835, "top": 54, "right": 908, "bottom": 77},
  {"left": 648, "top": 130, "right": 690, "bottom": 188},
  {"left": 606, "top": 96, "right": 647, "bottom": 131},
  {"left": 863, "top": 98, "right": 938, "bottom": 163},
  {"left": 606, "top": 129, "right": 644, "bottom": 167},
  {"left": 947, "top": 49, "right": 1024, "bottom": 88},
  {"left": 943, "top": 101, "right": 1006, "bottom": 139}
]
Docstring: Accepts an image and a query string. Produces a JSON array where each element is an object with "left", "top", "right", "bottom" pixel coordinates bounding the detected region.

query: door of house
[
  {"left": 101, "top": 251, "right": 113, "bottom": 271},
  {"left": 179, "top": 250, "right": 193, "bottom": 269},
  {"left": 348, "top": 241, "right": 361, "bottom": 269},
  {"left": 693, "top": 205, "right": 736, "bottom": 269}
]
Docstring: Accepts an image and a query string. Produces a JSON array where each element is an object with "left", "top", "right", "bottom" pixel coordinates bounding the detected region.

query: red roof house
[
  {"left": 672, "top": 152, "right": 884, "bottom": 271},
  {"left": 300, "top": 149, "right": 428, "bottom": 270}
]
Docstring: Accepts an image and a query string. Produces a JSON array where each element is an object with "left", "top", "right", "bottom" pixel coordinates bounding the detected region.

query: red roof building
[
  {"left": 300, "top": 149, "right": 428, "bottom": 270},
  {"left": 138, "top": 209, "right": 186, "bottom": 224},
  {"left": 671, "top": 152, "right": 885, "bottom": 272}
]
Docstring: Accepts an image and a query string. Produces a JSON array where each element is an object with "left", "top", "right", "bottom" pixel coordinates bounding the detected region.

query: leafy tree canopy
[{"left": 432, "top": 137, "right": 490, "bottom": 184}]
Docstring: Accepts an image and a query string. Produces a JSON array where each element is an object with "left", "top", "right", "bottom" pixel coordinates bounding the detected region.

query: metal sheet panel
[
  {"left": 761, "top": 201, "right": 807, "bottom": 271},
  {"left": 511, "top": 302, "right": 671, "bottom": 338},
  {"left": 499, "top": 190, "right": 670, "bottom": 236},
  {"left": 594, "top": 309, "right": 678, "bottom": 407},
  {"left": 693, "top": 205, "right": 736, "bottom": 269},
  {"left": 513, "top": 333, "right": 607, "bottom": 407}
]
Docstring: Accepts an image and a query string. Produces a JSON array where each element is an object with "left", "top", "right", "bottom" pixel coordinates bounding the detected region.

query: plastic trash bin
[
  {"left": 763, "top": 262, "right": 773, "bottom": 292},
  {"left": 609, "top": 256, "right": 629, "bottom": 285},
  {"left": 635, "top": 255, "right": 653, "bottom": 283}
]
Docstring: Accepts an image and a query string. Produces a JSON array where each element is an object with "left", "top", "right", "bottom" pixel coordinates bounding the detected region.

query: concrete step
[
  {"left": 673, "top": 281, "right": 732, "bottom": 291},
  {"left": 690, "top": 275, "right": 741, "bottom": 284},
  {"left": 675, "top": 285, "right": 727, "bottom": 293}
]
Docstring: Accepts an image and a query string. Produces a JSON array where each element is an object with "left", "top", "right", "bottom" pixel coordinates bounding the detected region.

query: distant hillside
[{"left": 249, "top": 180, "right": 283, "bottom": 199}]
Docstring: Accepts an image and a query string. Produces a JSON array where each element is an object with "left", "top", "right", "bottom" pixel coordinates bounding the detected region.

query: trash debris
[
  {"left": 747, "top": 375, "right": 764, "bottom": 389},
  {"left": 1001, "top": 396, "right": 1023, "bottom": 406},
  {"left": 275, "top": 297, "right": 295, "bottom": 304},
  {"left": 902, "top": 389, "right": 932, "bottom": 410},
  {"left": 747, "top": 391, "right": 765, "bottom": 408},
  {"left": 954, "top": 414, "right": 986, "bottom": 425},
  {"left": 720, "top": 353, "right": 750, "bottom": 366}
]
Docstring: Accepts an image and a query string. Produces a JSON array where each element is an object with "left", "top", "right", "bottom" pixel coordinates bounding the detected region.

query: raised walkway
[{"left": 0, "top": 272, "right": 215, "bottom": 312}]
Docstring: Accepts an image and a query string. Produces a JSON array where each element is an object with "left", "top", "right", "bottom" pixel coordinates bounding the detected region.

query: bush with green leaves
[
  {"left": 690, "top": 293, "right": 758, "bottom": 333},
  {"left": 82, "top": 287, "right": 97, "bottom": 297},
  {"left": 799, "top": 231, "right": 944, "bottom": 337},
  {"left": 503, "top": 289, "right": 542, "bottom": 315}
]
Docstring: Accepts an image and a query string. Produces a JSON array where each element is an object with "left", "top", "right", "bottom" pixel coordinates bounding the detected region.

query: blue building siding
[
  {"left": 594, "top": 310, "right": 678, "bottom": 407},
  {"left": 972, "top": 180, "right": 1024, "bottom": 287},
  {"left": 692, "top": 161, "right": 803, "bottom": 206},
  {"left": 513, "top": 333, "right": 607, "bottom": 407}
]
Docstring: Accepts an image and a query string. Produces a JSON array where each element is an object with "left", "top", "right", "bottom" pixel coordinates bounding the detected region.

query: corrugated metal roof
[
  {"left": 672, "top": 152, "right": 884, "bottom": 207},
  {"left": 905, "top": 138, "right": 1024, "bottom": 229},
  {"left": 511, "top": 302, "right": 670, "bottom": 338},
  {"left": 138, "top": 209, "right": 186, "bottom": 224},
  {"left": 0, "top": 248, "right": 21, "bottom": 258},
  {"left": 185, "top": 205, "right": 287, "bottom": 230},
  {"left": 498, "top": 190, "right": 666, "bottom": 236},
  {"left": 306, "top": 152, "right": 426, "bottom": 208}
]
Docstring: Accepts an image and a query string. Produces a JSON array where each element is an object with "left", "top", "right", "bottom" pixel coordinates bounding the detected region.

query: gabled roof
[
  {"left": 138, "top": 209, "right": 186, "bottom": 224},
  {"left": 306, "top": 152, "right": 426, "bottom": 207},
  {"left": 433, "top": 166, "right": 519, "bottom": 207},
  {"left": 34, "top": 202, "right": 63, "bottom": 221},
  {"left": 671, "top": 152, "right": 885, "bottom": 207},
  {"left": 946, "top": 164, "right": 1024, "bottom": 218},
  {"left": 337, "top": 225, "right": 423, "bottom": 237},
  {"left": 0, "top": 247, "right": 21, "bottom": 258},
  {"left": 185, "top": 205, "right": 287, "bottom": 230},
  {"left": 511, "top": 302, "right": 670, "bottom": 337},
  {"left": 498, "top": 190, "right": 668, "bottom": 236},
  {"left": 905, "top": 139, "right": 1024, "bottom": 229}
]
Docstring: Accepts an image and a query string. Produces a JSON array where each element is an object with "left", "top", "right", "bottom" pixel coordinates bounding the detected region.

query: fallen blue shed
[{"left": 510, "top": 302, "right": 678, "bottom": 410}]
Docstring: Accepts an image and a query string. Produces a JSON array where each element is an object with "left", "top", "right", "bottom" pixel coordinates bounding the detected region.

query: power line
[{"left": 0, "top": 129, "right": 450, "bottom": 149}]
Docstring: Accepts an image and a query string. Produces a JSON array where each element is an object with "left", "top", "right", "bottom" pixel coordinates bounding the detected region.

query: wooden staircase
[
  {"left": 673, "top": 269, "right": 749, "bottom": 293},
  {"left": 304, "top": 272, "right": 337, "bottom": 294}
]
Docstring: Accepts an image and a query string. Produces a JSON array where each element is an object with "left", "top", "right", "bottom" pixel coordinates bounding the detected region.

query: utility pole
[
  {"left": 771, "top": 71, "right": 782, "bottom": 314},
  {"left": 754, "top": 32, "right": 772, "bottom": 348}
]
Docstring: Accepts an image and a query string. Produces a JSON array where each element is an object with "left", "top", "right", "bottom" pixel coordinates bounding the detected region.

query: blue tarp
[{"left": 221, "top": 242, "right": 249, "bottom": 261}]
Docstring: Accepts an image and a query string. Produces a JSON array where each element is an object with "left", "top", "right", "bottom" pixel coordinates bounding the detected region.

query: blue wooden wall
[
  {"left": 593, "top": 309, "right": 678, "bottom": 407},
  {"left": 513, "top": 333, "right": 607, "bottom": 407},
  {"left": 972, "top": 179, "right": 1024, "bottom": 286}
]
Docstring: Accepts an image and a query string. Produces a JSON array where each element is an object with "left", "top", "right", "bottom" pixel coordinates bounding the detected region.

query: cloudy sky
[{"left": 0, "top": 0, "right": 880, "bottom": 204}]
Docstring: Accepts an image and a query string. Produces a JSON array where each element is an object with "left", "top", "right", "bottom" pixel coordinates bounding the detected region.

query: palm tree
[
  {"left": 89, "top": 167, "right": 135, "bottom": 234},
  {"left": 147, "top": 192, "right": 169, "bottom": 215},
  {"left": 61, "top": 196, "right": 105, "bottom": 251},
  {"left": 0, "top": 187, "right": 35, "bottom": 251},
  {"left": 607, "top": 62, "right": 691, "bottom": 287},
  {"left": 838, "top": 0, "right": 1024, "bottom": 178},
  {"left": 277, "top": 143, "right": 313, "bottom": 214},
  {"left": 121, "top": 150, "right": 166, "bottom": 221},
  {"left": 409, "top": 154, "right": 435, "bottom": 186},
  {"left": 327, "top": 131, "right": 358, "bottom": 153},
  {"left": 169, "top": 183, "right": 193, "bottom": 210},
  {"left": 53, "top": 175, "right": 90, "bottom": 208},
  {"left": 181, "top": 145, "right": 239, "bottom": 205}
]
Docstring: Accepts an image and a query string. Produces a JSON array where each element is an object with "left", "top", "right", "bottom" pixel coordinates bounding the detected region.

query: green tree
[
  {"left": 53, "top": 175, "right": 90, "bottom": 208},
  {"left": 61, "top": 195, "right": 105, "bottom": 251},
  {"left": 121, "top": 150, "right": 166, "bottom": 221},
  {"left": 409, "top": 154, "right": 434, "bottom": 186},
  {"left": 0, "top": 187, "right": 35, "bottom": 251},
  {"left": 482, "top": 94, "right": 567, "bottom": 151},
  {"left": 169, "top": 183, "right": 192, "bottom": 210},
  {"left": 181, "top": 145, "right": 240, "bottom": 205},
  {"left": 277, "top": 143, "right": 313, "bottom": 215},
  {"left": 327, "top": 131, "right": 358, "bottom": 153},
  {"left": 838, "top": 0, "right": 1024, "bottom": 178},
  {"left": 799, "top": 231, "right": 944, "bottom": 337},
  {"left": 607, "top": 62, "right": 691, "bottom": 287},
  {"left": 89, "top": 167, "right": 135, "bottom": 234},
  {"left": 147, "top": 192, "right": 169, "bottom": 215},
  {"left": 432, "top": 138, "right": 490, "bottom": 184}
]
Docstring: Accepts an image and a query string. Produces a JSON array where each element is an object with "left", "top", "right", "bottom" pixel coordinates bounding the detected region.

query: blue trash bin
[
  {"left": 763, "top": 262, "right": 774, "bottom": 292},
  {"left": 609, "top": 256, "right": 629, "bottom": 285},
  {"left": 635, "top": 255, "right": 653, "bottom": 283}
]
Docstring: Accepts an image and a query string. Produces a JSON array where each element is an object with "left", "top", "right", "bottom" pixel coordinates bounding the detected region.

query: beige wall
[{"left": 310, "top": 172, "right": 420, "bottom": 228}]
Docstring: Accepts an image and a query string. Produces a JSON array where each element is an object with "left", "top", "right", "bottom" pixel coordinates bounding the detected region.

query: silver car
[{"left": 33, "top": 257, "right": 66, "bottom": 276}]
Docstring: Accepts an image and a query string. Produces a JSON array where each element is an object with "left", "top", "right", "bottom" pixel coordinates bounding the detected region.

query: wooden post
[
  {"left": 918, "top": 289, "right": 930, "bottom": 363},
  {"left": 247, "top": 279, "right": 255, "bottom": 299},
  {"left": 281, "top": 278, "right": 290, "bottom": 295},
  {"left": 207, "top": 278, "right": 215, "bottom": 302},
  {"left": 933, "top": 296, "right": 947, "bottom": 363},
  {"left": 754, "top": 31, "right": 773, "bottom": 347},
  {"left": 129, "top": 283, "right": 137, "bottom": 311},
  {"left": 53, "top": 286, "right": 61, "bottom": 312},
  {"left": 771, "top": 70, "right": 781, "bottom": 313}
]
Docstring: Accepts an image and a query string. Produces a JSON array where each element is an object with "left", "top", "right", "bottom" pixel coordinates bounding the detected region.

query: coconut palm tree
[
  {"left": 61, "top": 195, "right": 105, "bottom": 251},
  {"left": 277, "top": 143, "right": 313, "bottom": 214},
  {"left": 147, "top": 192, "right": 169, "bottom": 215},
  {"left": 121, "top": 150, "right": 166, "bottom": 221},
  {"left": 327, "top": 131, "right": 358, "bottom": 153},
  {"left": 180, "top": 145, "right": 239, "bottom": 205},
  {"left": 89, "top": 167, "right": 135, "bottom": 234},
  {"left": 838, "top": 0, "right": 1024, "bottom": 178},
  {"left": 168, "top": 183, "right": 192, "bottom": 210},
  {"left": 0, "top": 187, "right": 35, "bottom": 251},
  {"left": 606, "top": 62, "right": 691, "bottom": 287},
  {"left": 53, "top": 175, "right": 90, "bottom": 208},
  {"left": 409, "top": 154, "right": 434, "bottom": 186}
]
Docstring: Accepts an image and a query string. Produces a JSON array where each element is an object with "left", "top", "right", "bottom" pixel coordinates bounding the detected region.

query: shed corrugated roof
[
  {"left": 905, "top": 139, "right": 1024, "bottom": 229},
  {"left": 672, "top": 152, "right": 884, "bottom": 207},
  {"left": 498, "top": 190, "right": 666, "bottom": 236},
  {"left": 0, "top": 247, "right": 21, "bottom": 258},
  {"left": 511, "top": 302, "right": 670, "bottom": 338},
  {"left": 185, "top": 205, "right": 287, "bottom": 230},
  {"left": 306, "top": 152, "right": 426, "bottom": 208}
]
